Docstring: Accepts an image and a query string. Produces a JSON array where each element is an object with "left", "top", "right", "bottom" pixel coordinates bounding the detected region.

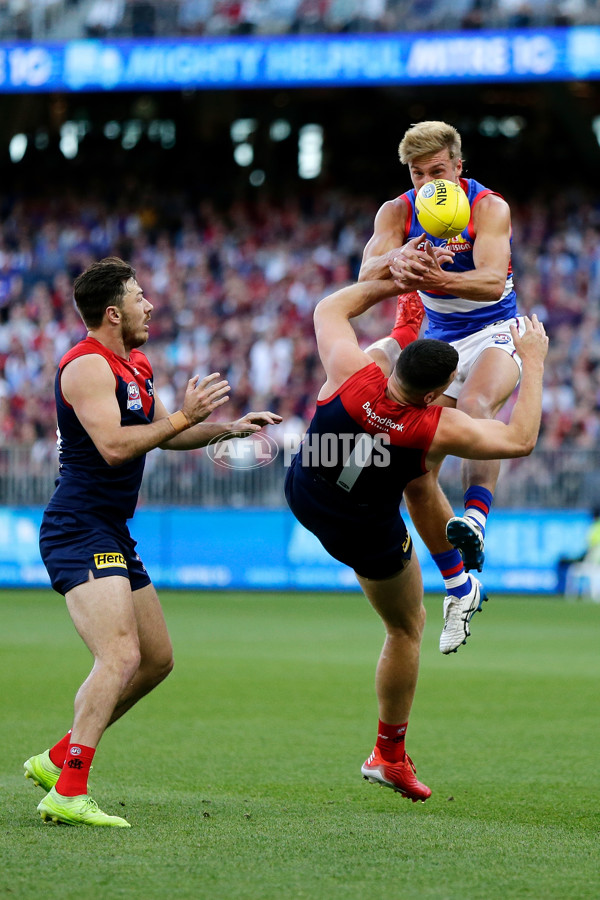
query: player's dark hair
[
  {"left": 395, "top": 339, "right": 459, "bottom": 393},
  {"left": 73, "top": 257, "right": 137, "bottom": 329}
]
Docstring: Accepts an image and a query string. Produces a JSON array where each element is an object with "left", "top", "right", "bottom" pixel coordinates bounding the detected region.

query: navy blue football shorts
[
  {"left": 284, "top": 463, "right": 413, "bottom": 581},
  {"left": 39, "top": 508, "right": 152, "bottom": 596}
]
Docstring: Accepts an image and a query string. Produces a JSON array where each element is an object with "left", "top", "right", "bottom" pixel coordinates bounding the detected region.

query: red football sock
[
  {"left": 391, "top": 323, "right": 420, "bottom": 349},
  {"left": 54, "top": 743, "right": 95, "bottom": 797},
  {"left": 48, "top": 731, "right": 72, "bottom": 768},
  {"left": 376, "top": 719, "right": 408, "bottom": 763},
  {"left": 390, "top": 293, "right": 424, "bottom": 349}
]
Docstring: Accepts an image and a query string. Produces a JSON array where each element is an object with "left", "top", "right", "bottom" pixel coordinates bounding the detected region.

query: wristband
[{"left": 167, "top": 410, "right": 191, "bottom": 434}]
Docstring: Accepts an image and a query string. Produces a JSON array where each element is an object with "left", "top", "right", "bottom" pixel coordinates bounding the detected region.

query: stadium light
[
  {"left": 104, "top": 121, "right": 121, "bottom": 139},
  {"left": 230, "top": 119, "right": 257, "bottom": 143},
  {"left": 122, "top": 120, "right": 142, "bottom": 150},
  {"left": 298, "top": 124, "right": 323, "bottom": 179},
  {"left": 147, "top": 120, "right": 176, "bottom": 149},
  {"left": 34, "top": 130, "right": 49, "bottom": 150},
  {"left": 234, "top": 143, "right": 253, "bottom": 167},
  {"left": 9, "top": 133, "right": 27, "bottom": 163},
  {"left": 59, "top": 122, "right": 78, "bottom": 159},
  {"left": 498, "top": 116, "right": 525, "bottom": 137},
  {"left": 269, "top": 119, "right": 291, "bottom": 142},
  {"left": 478, "top": 115, "right": 525, "bottom": 138}
]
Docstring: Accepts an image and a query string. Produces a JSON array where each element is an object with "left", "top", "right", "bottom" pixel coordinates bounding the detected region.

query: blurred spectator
[
  {"left": 127, "top": 0, "right": 157, "bottom": 35},
  {"left": 292, "top": 0, "right": 331, "bottom": 33},
  {"left": 4, "top": 0, "right": 600, "bottom": 38},
  {"left": 177, "top": 0, "right": 214, "bottom": 33},
  {"left": 85, "top": 0, "right": 125, "bottom": 37}
]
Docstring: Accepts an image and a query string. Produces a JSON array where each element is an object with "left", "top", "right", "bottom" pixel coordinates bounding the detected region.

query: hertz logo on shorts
[{"left": 94, "top": 552, "right": 127, "bottom": 570}]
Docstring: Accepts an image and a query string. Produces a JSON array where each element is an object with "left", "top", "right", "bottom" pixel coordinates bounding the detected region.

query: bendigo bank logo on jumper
[
  {"left": 362, "top": 401, "right": 404, "bottom": 432},
  {"left": 94, "top": 552, "right": 127, "bottom": 570}
]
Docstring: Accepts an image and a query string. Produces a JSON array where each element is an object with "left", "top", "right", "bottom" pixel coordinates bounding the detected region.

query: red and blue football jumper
[
  {"left": 285, "top": 362, "right": 442, "bottom": 579},
  {"left": 40, "top": 337, "right": 155, "bottom": 595},
  {"left": 400, "top": 177, "right": 518, "bottom": 341}
]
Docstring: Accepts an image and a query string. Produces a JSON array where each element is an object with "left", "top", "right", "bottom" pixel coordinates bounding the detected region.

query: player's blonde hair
[{"left": 398, "top": 121, "right": 462, "bottom": 165}]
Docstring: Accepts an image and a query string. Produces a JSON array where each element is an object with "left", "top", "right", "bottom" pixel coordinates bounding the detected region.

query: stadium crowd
[
  {"left": 1, "top": 182, "right": 600, "bottom": 460},
  {"left": 2, "top": 0, "right": 599, "bottom": 42}
]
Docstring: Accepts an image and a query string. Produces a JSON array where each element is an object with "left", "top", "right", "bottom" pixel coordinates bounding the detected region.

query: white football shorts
[{"left": 442, "top": 316, "right": 526, "bottom": 401}]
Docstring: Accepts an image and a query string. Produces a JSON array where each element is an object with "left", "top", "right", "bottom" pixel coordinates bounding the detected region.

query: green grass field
[{"left": 1, "top": 589, "right": 598, "bottom": 900}]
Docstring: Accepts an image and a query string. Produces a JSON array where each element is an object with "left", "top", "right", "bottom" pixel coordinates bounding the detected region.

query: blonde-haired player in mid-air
[{"left": 359, "top": 120, "right": 525, "bottom": 653}]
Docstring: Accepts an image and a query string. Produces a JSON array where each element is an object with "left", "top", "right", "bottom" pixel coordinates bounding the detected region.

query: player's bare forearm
[
  {"left": 428, "top": 266, "right": 506, "bottom": 301},
  {"left": 502, "top": 358, "right": 544, "bottom": 454},
  {"left": 100, "top": 415, "right": 202, "bottom": 465},
  {"left": 389, "top": 228, "right": 508, "bottom": 300},
  {"left": 391, "top": 258, "right": 506, "bottom": 301},
  {"left": 501, "top": 316, "right": 548, "bottom": 453},
  {"left": 315, "top": 279, "right": 398, "bottom": 325},
  {"left": 360, "top": 235, "right": 454, "bottom": 285},
  {"left": 358, "top": 251, "right": 398, "bottom": 282},
  {"left": 163, "top": 411, "right": 282, "bottom": 450},
  {"left": 159, "top": 420, "right": 234, "bottom": 450}
]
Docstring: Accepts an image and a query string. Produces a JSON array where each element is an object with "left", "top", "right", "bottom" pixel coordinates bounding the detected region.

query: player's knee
[
  {"left": 457, "top": 392, "right": 495, "bottom": 420},
  {"left": 141, "top": 648, "right": 174, "bottom": 688},
  {"left": 404, "top": 475, "right": 444, "bottom": 510},
  {"left": 404, "top": 477, "right": 430, "bottom": 504},
  {"left": 104, "top": 642, "right": 142, "bottom": 690},
  {"left": 387, "top": 603, "right": 426, "bottom": 640},
  {"left": 154, "top": 652, "right": 174, "bottom": 684}
]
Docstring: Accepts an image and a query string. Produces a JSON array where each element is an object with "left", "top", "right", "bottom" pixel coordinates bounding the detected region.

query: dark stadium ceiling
[{"left": 1, "top": 81, "right": 599, "bottom": 203}]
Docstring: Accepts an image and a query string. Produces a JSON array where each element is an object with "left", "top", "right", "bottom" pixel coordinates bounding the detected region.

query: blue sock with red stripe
[
  {"left": 432, "top": 548, "right": 470, "bottom": 598},
  {"left": 464, "top": 486, "right": 493, "bottom": 538}
]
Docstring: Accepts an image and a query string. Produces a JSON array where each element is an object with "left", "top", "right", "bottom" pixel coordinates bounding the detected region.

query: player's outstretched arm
[
  {"left": 161, "top": 409, "right": 283, "bottom": 450},
  {"left": 359, "top": 200, "right": 454, "bottom": 284},
  {"left": 62, "top": 355, "right": 232, "bottom": 465},
  {"left": 313, "top": 278, "right": 399, "bottom": 391},
  {"left": 426, "top": 316, "right": 548, "bottom": 465}
]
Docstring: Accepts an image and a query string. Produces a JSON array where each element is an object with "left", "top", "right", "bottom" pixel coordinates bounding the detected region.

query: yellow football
[{"left": 415, "top": 179, "right": 471, "bottom": 239}]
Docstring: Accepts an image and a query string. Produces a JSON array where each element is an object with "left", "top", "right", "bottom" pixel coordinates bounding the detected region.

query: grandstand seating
[{"left": 0, "top": 0, "right": 597, "bottom": 42}]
